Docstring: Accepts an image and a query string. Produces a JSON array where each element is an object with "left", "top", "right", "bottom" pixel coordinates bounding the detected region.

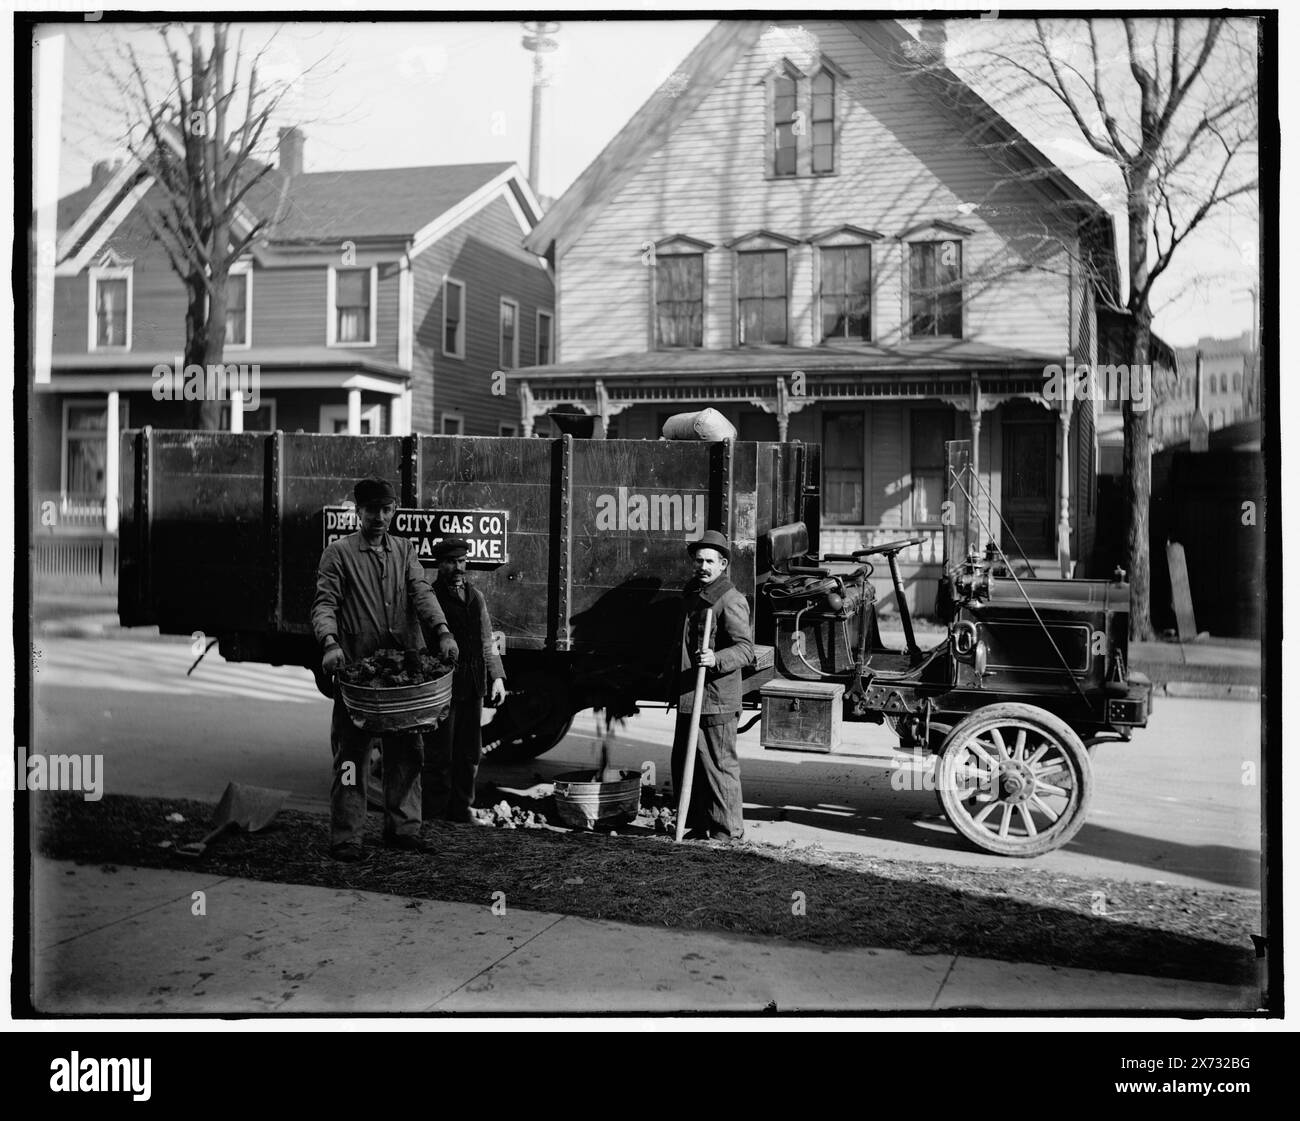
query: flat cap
[
  {"left": 353, "top": 476, "right": 397, "bottom": 506},
  {"left": 431, "top": 536, "right": 470, "bottom": 560}
]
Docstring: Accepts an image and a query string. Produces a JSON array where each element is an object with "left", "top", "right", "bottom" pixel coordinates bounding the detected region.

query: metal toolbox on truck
[{"left": 759, "top": 678, "right": 844, "bottom": 753}]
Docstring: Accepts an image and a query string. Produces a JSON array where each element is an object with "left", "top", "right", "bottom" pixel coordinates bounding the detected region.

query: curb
[{"left": 1151, "top": 680, "right": 1260, "bottom": 702}]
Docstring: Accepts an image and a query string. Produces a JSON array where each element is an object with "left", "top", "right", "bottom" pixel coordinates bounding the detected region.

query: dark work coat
[
  {"left": 312, "top": 531, "right": 448, "bottom": 661},
  {"left": 674, "top": 575, "right": 755, "bottom": 720}
]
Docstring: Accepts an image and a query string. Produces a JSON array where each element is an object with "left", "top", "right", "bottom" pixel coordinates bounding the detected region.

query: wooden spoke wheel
[{"left": 935, "top": 703, "right": 1093, "bottom": 857}]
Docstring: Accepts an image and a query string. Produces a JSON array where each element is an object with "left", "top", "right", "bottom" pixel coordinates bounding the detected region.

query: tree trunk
[
  {"left": 200, "top": 254, "right": 229, "bottom": 431},
  {"left": 182, "top": 272, "right": 208, "bottom": 429},
  {"left": 1124, "top": 167, "right": 1155, "bottom": 641}
]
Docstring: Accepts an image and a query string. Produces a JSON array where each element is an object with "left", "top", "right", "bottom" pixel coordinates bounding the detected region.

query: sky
[{"left": 39, "top": 11, "right": 1263, "bottom": 350}]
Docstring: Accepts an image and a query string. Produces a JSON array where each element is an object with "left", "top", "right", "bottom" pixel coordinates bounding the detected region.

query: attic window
[
  {"left": 764, "top": 58, "right": 844, "bottom": 178},
  {"left": 812, "top": 70, "right": 835, "bottom": 173},
  {"left": 773, "top": 73, "right": 799, "bottom": 177}
]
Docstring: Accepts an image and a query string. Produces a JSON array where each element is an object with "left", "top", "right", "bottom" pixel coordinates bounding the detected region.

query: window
[
  {"left": 499, "top": 298, "right": 519, "bottom": 369},
  {"left": 225, "top": 267, "right": 251, "bottom": 347},
  {"left": 441, "top": 413, "right": 464, "bottom": 435},
  {"left": 737, "top": 249, "right": 788, "bottom": 345},
  {"left": 823, "top": 412, "right": 864, "bottom": 524},
  {"left": 909, "top": 240, "right": 963, "bottom": 339},
  {"left": 820, "top": 245, "right": 871, "bottom": 341},
  {"left": 1233, "top": 373, "right": 1241, "bottom": 391},
  {"left": 89, "top": 266, "right": 132, "bottom": 350},
  {"left": 536, "top": 310, "right": 554, "bottom": 365},
  {"left": 64, "top": 400, "right": 105, "bottom": 496},
  {"left": 773, "top": 72, "right": 798, "bottom": 177},
  {"left": 319, "top": 403, "right": 383, "bottom": 434},
  {"left": 765, "top": 59, "right": 842, "bottom": 177},
  {"left": 498, "top": 422, "right": 519, "bottom": 437},
  {"left": 443, "top": 278, "right": 465, "bottom": 358},
  {"left": 328, "top": 266, "right": 375, "bottom": 345},
  {"left": 218, "top": 398, "right": 276, "bottom": 431},
  {"left": 911, "top": 409, "right": 954, "bottom": 525},
  {"left": 655, "top": 255, "right": 704, "bottom": 347},
  {"left": 811, "top": 69, "right": 835, "bottom": 173}
]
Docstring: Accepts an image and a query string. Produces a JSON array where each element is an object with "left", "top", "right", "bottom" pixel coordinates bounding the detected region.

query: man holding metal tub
[
  {"left": 670, "top": 530, "right": 754, "bottom": 841},
  {"left": 313, "top": 476, "right": 459, "bottom": 861}
]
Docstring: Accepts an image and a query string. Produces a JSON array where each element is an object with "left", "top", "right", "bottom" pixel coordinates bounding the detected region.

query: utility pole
[{"left": 520, "top": 21, "right": 560, "bottom": 197}]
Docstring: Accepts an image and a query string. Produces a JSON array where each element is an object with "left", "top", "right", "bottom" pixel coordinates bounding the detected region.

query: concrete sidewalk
[{"left": 28, "top": 858, "right": 1257, "bottom": 1016}]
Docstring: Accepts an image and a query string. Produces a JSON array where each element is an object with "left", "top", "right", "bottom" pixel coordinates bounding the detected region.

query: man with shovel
[
  {"left": 313, "top": 476, "right": 459, "bottom": 861},
  {"left": 670, "top": 530, "right": 754, "bottom": 841}
]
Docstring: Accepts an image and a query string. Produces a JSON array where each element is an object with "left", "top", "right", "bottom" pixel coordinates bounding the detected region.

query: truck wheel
[
  {"left": 483, "top": 717, "right": 574, "bottom": 764},
  {"left": 935, "top": 703, "right": 1092, "bottom": 858}
]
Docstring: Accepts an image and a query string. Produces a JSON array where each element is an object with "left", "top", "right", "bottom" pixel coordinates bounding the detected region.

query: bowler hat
[
  {"left": 686, "top": 530, "right": 731, "bottom": 560},
  {"left": 354, "top": 476, "right": 396, "bottom": 506},
  {"left": 432, "top": 536, "right": 470, "bottom": 561}
]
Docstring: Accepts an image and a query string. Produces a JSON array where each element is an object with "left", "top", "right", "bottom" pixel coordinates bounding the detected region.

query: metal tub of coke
[{"left": 337, "top": 648, "right": 455, "bottom": 733}]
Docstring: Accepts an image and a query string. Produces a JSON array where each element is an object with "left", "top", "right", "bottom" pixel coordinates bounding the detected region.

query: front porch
[{"left": 511, "top": 345, "right": 1095, "bottom": 616}]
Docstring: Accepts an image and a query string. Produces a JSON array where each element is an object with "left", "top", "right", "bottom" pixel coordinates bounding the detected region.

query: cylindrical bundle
[{"left": 661, "top": 408, "right": 737, "bottom": 442}]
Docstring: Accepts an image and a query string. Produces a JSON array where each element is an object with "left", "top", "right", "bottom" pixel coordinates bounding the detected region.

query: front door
[{"left": 1001, "top": 417, "right": 1055, "bottom": 556}]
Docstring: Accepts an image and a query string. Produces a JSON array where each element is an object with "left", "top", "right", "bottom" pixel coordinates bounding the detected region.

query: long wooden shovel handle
[
  {"left": 178, "top": 820, "right": 235, "bottom": 859},
  {"left": 675, "top": 609, "right": 715, "bottom": 843}
]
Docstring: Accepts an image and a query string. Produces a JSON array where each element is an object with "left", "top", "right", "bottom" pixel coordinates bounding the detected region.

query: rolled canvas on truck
[{"left": 661, "top": 408, "right": 737, "bottom": 442}]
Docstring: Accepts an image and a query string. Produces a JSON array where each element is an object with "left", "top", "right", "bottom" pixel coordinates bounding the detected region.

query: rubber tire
[
  {"left": 484, "top": 717, "right": 574, "bottom": 764},
  {"left": 935, "top": 703, "right": 1093, "bottom": 858}
]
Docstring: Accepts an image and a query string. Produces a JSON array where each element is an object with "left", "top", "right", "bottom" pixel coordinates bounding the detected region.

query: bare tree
[
  {"left": 947, "top": 16, "right": 1259, "bottom": 638},
  {"left": 109, "top": 23, "right": 299, "bottom": 428}
]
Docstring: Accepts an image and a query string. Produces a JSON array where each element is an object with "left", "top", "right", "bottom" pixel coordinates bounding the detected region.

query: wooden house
[
  {"left": 512, "top": 19, "right": 1121, "bottom": 615},
  {"left": 35, "top": 130, "right": 553, "bottom": 585}
]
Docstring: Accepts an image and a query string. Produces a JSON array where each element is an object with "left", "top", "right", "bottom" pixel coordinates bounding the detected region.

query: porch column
[
  {"left": 229, "top": 390, "right": 244, "bottom": 433},
  {"left": 519, "top": 380, "right": 536, "bottom": 437},
  {"left": 347, "top": 388, "right": 362, "bottom": 435},
  {"left": 1057, "top": 405, "right": 1072, "bottom": 577},
  {"left": 104, "top": 390, "right": 119, "bottom": 534}
]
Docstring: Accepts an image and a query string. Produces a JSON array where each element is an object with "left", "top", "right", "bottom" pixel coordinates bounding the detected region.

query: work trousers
[
  {"left": 330, "top": 697, "right": 423, "bottom": 846},
  {"left": 423, "top": 691, "right": 484, "bottom": 820},
  {"left": 671, "top": 713, "right": 745, "bottom": 840}
]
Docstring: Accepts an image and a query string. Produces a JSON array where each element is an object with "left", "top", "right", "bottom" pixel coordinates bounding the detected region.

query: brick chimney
[
  {"left": 917, "top": 20, "right": 947, "bottom": 66},
  {"left": 278, "top": 127, "right": 304, "bottom": 177},
  {"left": 90, "top": 159, "right": 121, "bottom": 189}
]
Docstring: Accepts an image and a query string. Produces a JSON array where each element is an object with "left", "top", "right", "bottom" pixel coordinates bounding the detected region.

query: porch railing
[
  {"left": 819, "top": 524, "right": 944, "bottom": 565},
  {"left": 35, "top": 493, "right": 107, "bottom": 532}
]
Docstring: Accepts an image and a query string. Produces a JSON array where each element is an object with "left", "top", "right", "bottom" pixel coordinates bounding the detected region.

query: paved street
[{"left": 31, "top": 635, "right": 1262, "bottom": 891}]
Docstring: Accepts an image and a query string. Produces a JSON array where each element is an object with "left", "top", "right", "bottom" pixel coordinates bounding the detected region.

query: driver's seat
[{"left": 766, "top": 521, "right": 867, "bottom": 580}]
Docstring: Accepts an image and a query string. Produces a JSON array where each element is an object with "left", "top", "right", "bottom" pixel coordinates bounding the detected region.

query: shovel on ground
[{"left": 177, "top": 782, "right": 291, "bottom": 859}]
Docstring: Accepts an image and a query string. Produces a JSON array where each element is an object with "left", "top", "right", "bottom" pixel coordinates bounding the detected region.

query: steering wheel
[{"left": 852, "top": 538, "right": 925, "bottom": 559}]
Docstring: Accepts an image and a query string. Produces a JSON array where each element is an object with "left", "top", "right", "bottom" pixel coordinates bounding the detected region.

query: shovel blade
[{"left": 210, "top": 782, "right": 291, "bottom": 835}]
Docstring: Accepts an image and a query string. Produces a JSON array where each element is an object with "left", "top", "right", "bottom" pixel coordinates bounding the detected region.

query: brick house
[
  {"left": 511, "top": 19, "right": 1121, "bottom": 615},
  {"left": 35, "top": 130, "right": 553, "bottom": 584}
]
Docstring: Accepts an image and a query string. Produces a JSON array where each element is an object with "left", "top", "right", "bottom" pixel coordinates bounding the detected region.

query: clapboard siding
[
  {"left": 54, "top": 181, "right": 403, "bottom": 362},
  {"left": 411, "top": 193, "right": 554, "bottom": 435},
  {"left": 557, "top": 19, "right": 1073, "bottom": 363}
]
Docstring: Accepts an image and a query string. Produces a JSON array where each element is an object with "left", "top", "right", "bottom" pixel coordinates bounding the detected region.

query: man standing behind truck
[
  {"left": 671, "top": 530, "right": 754, "bottom": 841},
  {"left": 423, "top": 536, "right": 507, "bottom": 823},
  {"left": 313, "top": 476, "right": 460, "bottom": 861}
]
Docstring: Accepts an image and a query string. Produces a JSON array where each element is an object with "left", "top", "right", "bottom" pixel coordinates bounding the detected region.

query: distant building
[
  {"left": 1152, "top": 331, "right": 1258, "bottom": 447},
  {"left": 35, "top": 130, "right": 553, "bottom": 586}
]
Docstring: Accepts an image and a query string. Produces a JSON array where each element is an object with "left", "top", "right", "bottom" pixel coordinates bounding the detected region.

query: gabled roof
[
  {"left": 264, "top": 162, "right": 518, "bottom": 241},
  {"left": 524, "top": 18, "right": 1118, "bottom": 280},
  {"left": 523, "top": 19, "right": 770, "bottom": 256},
  {"left": 55, "top": 153, "right": 541, "bottom": 268}
]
